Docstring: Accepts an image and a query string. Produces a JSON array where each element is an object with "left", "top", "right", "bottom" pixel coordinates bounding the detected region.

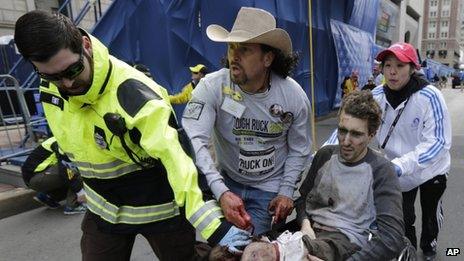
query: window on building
[
  {"left": 442, "top": 10, "right": 449, "bottom": 17},
  {"left": 430, "top": 11, "right": 437, "bottom": 17},
  {"left": 429, "top": 32, "right": 436, "bottom": 38},
  {"left": 441, "top": 20, "right": 449, "bottom": 27},
  {"left": 428, "top": 43, "right": 435, "bottom": 50},
  {"left": 441, "top": 31, "right": 448, "bottom": 38},
  {"left": 428, "top": 26, "right": 436, "bottom": 34},
  {"left": 440, "top": 42, "right": 447, "bottom": 48},
  {"left": 430, "top": 21, "right": 436, "bottom": 28},
  {"left": 443, "top": 0, "right": 451, "bottom": 6},
  {"left": 438, "top": 50, "right": 447, "bottom": 58},
  {"left": 404, "top": 31, "right": 411, "bottom": 43}
]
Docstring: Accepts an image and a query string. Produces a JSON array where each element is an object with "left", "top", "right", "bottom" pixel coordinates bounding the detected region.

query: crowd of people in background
[{"left": 342, "top": 59, "right": 463, "bottom": 96}]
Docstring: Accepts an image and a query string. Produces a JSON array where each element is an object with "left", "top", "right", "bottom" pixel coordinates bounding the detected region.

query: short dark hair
[
  {"left": 14, "top": 10, "right": 82, "bottom": 62},
  {"left": 221, "top": 44, "right": 299, "bottom": 79},
  {"left": 339, "top": 90, "right": 382, "bottom": 135}
]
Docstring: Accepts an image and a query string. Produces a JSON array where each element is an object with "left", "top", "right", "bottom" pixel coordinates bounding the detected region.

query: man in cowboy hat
[
  {"left": 170, "top": 64, "right": 208, "bottom": 104},
  {"left": 183, "top": 7, "right": 312, "bottom": 236}
]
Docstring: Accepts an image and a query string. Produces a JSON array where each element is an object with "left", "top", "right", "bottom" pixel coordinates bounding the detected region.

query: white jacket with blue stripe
[{"left": 325, "top": 84, "right": 451, "bottom": 192}]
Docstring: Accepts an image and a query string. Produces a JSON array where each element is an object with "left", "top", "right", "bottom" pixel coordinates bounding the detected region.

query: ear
[
  {"left": 367, "top": 131, "right": 376, "bottom": 143},
  {"left": 263, "top": 51, "right": 275, "bottom": 68},
  {"left": 82, "top": 36, "right": 92, "bottom": 54}
]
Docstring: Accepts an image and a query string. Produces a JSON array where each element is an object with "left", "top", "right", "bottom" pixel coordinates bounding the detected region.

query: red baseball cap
[{"left": 376, "top": 42, "right": 420, "bottom": 69}]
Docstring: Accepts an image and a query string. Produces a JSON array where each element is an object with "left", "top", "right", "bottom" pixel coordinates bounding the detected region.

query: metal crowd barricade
[{"left": 0, "top": 74, "right": 36, "bottom": 162}]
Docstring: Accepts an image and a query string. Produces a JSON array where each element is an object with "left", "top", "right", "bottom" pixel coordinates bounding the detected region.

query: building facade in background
[
  {"left": 459, "top": 0, "right": 464, "bottom": 68},
  {"left": 422, "top": 0, "right": 462, "bottom": 69},
  {"left": 376, "top": 0, "right": 424, "bottom": 51},
  {"left": 0, "top": 0, "right": 112, "bottom": 37}
]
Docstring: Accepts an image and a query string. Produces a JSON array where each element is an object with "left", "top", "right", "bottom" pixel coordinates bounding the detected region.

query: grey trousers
[{"left": 302, "top": 228, "right": 361, "bottom": 261}]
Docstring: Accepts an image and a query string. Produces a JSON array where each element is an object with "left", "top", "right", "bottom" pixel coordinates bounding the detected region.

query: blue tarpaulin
[
  {"left": 90, "top": 0, "right": 380, "bottom": 116},
  {"left": 0, "top": 37, "right": 35, "bottom": 87},
  {"left": 423, "top": 58, "right": 455, "bottom": 80},
  {"left": 0, "top": 37, "right": 39, "bottom": 116},
  {"left": 330, "top": 20, "right": 376, "bottom": 106},
  {"left": 0, "top": 37, "right": 18, "bottom": 75}
]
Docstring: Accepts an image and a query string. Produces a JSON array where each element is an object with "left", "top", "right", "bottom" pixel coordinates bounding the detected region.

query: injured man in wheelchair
[{"left": 209, "top": 91, "right": 406, "bottom": 261}]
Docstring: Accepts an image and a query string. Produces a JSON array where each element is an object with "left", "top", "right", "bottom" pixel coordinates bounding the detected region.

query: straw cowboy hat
[{"left": 206, "top": 7, "right": 292, "bottom": 55}]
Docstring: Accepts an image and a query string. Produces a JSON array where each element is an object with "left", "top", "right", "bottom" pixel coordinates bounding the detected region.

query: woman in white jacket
[{"left": 372, "top": 42, "right": 451, "bottom": 261}]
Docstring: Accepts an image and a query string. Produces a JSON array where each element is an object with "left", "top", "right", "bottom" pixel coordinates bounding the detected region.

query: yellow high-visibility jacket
[
  {"left": 38, "top": 31, "right": 230, "bottom": 242},
  {"left": 343, "top": 78, "right": 359, "bottom": 96},
  {"left": 169, "top": 82, "right": 194, "bottom": 104}
]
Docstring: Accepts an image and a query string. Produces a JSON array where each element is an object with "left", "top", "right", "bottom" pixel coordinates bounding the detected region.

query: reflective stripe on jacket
[
  {"left": 67, "top": 153, "right": 141, "bottom": 179},
  {"left": 84, "top": 183, "right": 180, "bottom": 224}
]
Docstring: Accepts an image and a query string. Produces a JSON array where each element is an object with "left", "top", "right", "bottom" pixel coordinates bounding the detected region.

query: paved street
[
  {"left": 434, "top": 87, "right": 464, "bottom": 260},
  {"left": 0, "top": 87, "right": 463, "bottom": 260}
]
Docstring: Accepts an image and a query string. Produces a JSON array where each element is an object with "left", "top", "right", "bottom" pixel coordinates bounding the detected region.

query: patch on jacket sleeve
[
  {"left": 117, "top": 79, "right": 162, "bottom": 117},
  {"left": 40, "top": 92, "right": 64, "bottom": 110},
  {"left": 183, "top": 101, "right": 204, "bottom": 120}
]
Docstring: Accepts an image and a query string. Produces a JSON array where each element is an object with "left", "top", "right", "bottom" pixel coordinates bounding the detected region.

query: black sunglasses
[{"left": 34, "top": 51, "right": 85, "bottom": 82}]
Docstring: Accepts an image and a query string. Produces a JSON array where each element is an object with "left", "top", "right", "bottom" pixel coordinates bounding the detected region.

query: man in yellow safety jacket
[
  {"left": 170, "top": 64, "right": 208, "bottom": 104},
  {"left": 14, "top": 11, "right": 250, "bottom": 260}
]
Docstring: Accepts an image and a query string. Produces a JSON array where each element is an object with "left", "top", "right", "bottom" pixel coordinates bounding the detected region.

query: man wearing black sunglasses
[
  {"left": 32, "top": 49, "right": 84, "bottom": 82},
  {"left": 27, "top": 33, "right": 91, "bottom": 96},
  {"left": 14, "top": 10, "right": 250, "bottom": 260}
]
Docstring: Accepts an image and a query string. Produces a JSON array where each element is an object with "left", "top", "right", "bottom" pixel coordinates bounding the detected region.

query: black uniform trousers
[
  {"left": 80, "top": 212, "right": 209, "bottom": 261},
  {"left": 402, "top": 174, "right": 447, "bottom": 253}
]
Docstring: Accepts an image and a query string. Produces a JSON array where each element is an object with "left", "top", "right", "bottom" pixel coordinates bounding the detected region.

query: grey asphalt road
[
  {"left": 433, "top": 87, "right": 464, "bottom": 260},
  {"left": 0, "top": 87, "right": 463, "bottom": 261}
]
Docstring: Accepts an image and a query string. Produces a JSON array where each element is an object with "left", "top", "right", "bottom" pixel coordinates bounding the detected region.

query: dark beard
[
  {"left": 230, "top": 71, "right": 248, "bottom": 85},
  {"left": 229, "top": 62, "right": 248, "bottom": 85}
]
